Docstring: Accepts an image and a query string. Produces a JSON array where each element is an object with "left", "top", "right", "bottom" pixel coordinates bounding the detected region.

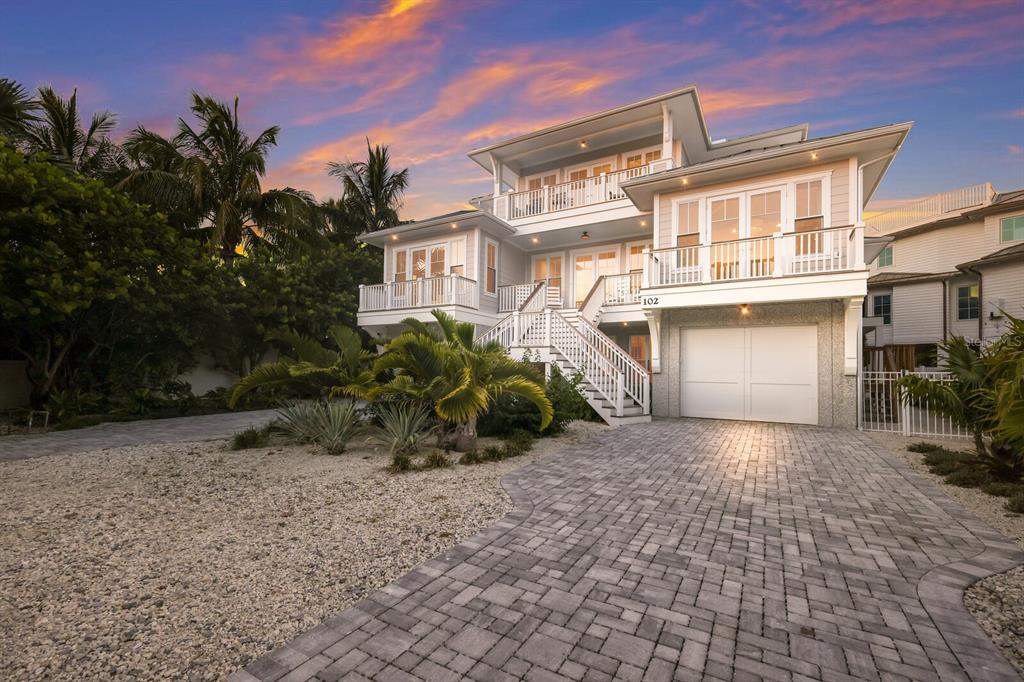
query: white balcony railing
[
  {"left": 479, "top": 159, "right": 671, "bottom": 221},
  {"left": 497, "top": 283, "right": 536, "bottom": 312},
  {"left": 359, "top": 275, "right": 477, "bottom": 312},
  {"left": 603, "top": 272, "right": 643, "bottom": 305},
  {"left": 645, "top": 226, "right": 861, "bottom": 287},
  {"left": 866, "top": 183, "right": 992, "bottom": 234}
]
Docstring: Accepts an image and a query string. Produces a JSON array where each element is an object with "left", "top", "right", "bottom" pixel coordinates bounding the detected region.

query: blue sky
[{"left": 3, "top": 0, "right": 1022, "bottom": 218}]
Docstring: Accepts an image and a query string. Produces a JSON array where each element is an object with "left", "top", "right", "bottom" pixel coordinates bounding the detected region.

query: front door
[{"left": 573, "top": 249, "right": 618, "bottom": 307}]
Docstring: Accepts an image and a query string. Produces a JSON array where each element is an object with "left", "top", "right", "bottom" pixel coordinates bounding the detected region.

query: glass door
[
  {"left": 709, "top": 196, "right": 741, "bottom": 281},
  {"left": 747, "top": 189, "right": 781, "bottom": 277},
  {"left": 573, "top": 249, "right": 618, "bottom": 306},
  {"left": 533, "top": 254, "right": 562, "bottom": 303}
]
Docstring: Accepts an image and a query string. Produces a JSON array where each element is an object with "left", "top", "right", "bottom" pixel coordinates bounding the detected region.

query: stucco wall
[{"left": 651, "top": 300, "right": 857, "bottom": 427}]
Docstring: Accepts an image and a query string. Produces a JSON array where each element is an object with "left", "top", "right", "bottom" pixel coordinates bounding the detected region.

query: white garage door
[{"left": 681, "top": 326, "right": 818, "bottom": 425}]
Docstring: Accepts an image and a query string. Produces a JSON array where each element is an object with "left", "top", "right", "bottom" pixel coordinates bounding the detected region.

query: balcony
[
  {"left": 359, "top": 275, "right": 477, "bottom": 312},
  {"left": 645, "top": 226, "right": 861, "bottom": 287},
  {"left": 476, "top": 159, "right": 672, "bottom": 221}
]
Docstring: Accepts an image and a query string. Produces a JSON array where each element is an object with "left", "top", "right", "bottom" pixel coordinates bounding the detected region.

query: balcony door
[
  {"left": 409, "top": 244, "right": 447, "bottom": 305},
  {"left": 708, "top": 187, "right": 782, "bottom": 281},
  {"left": 532, "top": 254, "right": 563, "bottom": 304},
  {"left": 573, "top": 249, "right": 618, "bottom": 307}
]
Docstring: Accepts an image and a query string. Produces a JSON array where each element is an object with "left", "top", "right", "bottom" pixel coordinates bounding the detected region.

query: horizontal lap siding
[
  {"left": 892, "top": 282, "right": 944, "bottom": 344},
  {"left": 382, "top": 232, "right": 476, "bottom": 282},
  {"left": 871, "top": 221, "right": 988, "bottom": 276},
  {"left": 981, "top": 261, "right": 1024, "bottom": 339}
]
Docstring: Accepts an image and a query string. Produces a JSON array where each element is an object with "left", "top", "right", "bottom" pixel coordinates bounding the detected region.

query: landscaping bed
[
  {"left": 871, "top": 434, "right": 1024, "bottom": 674},
  {"left": 0, "top": 421, "right": 605, "bottom": 681}
]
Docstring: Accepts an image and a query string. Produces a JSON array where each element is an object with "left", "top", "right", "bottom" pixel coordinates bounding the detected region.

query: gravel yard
[
  {"left": 870, "top": 434, "right": 1024, "bottom": 675},
  {"left": 0, "top": 421, "right": 605, "bottom": 681}
]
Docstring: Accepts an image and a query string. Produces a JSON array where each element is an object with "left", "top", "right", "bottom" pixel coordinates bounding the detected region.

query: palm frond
[{"left": 228, "top": 361, "right": 297, "bottom": 407}]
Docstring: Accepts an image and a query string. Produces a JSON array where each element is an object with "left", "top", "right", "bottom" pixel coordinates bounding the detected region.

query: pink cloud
[{"left": 1009, "top": 145, "right": 1023, "bottom": 156}]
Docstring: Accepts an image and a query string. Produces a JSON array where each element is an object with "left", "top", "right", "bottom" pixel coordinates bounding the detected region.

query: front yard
[{"left": 0, "top": 422, "right": 604, "bottom": 681}]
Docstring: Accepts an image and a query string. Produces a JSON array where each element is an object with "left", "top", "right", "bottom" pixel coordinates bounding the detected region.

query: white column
[
  {"left": 661, "top": 103, "right": 673, "bottom": 162},
  {"left": 644, "top": 308, "right": 662, "bottom": 374},
  {"left": 844, "top": 297, "right": 863, "bottom": 376}
]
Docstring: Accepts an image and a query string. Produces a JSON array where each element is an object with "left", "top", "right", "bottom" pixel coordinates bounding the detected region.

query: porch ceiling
[{"left": 504, "top": 214, "right": 652, "bottom": 252}]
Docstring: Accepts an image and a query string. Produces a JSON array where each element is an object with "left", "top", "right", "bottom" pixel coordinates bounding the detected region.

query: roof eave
[{"left": 358, "top": 211, "right": 515, "bottom": 247}]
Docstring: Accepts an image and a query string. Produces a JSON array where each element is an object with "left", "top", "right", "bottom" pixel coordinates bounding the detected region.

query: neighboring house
[
  {"left": 357, "top": 86, "right": 909, "bottom": 427},
  {"left": 864, "top": 185, "right": 1024, "bottom": 370}
]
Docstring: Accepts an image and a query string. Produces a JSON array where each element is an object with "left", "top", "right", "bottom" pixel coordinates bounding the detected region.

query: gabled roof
[{"left": 957, "top": 241, "right": 1024, "bottom": 270}]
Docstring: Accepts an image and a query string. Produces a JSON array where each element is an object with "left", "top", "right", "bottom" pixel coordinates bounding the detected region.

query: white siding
[
  {"left": 869, "top": 220, "right": 988, "bottom": 276},
  {"left": 383, "top": 231, "right": 475, "bottom": 282},
  {"left": 891, "top": 282, "right": 944, "bottom": 344},
  {"left": 981, "top": 260, "right": 1024, "bottom": 340},
  {"left": 947, "top": 276, "right": 980, "bottom": 340}
]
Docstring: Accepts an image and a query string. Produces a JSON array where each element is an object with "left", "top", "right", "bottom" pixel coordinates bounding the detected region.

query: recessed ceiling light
[
  {"left": 391, "top": 234, "right": 398, "bottom": 241},
  {"left": 682, "top": 178, "right": 689, "bottom": 185},
  {"left": 640, "top": 220, "right": 647, "bottom": 227},
  {"left": 531, "top": 237, "right": 539, "bottom": 244},
  {"left": 811, "top": 152, "right": 819, "bottom": 160},
  {"left": 739, "top": 304, "right": 750, "bottom": 315},
  {"left": 580, "top": 140, "right": 587, "bottom": 148},
  {"left": 451, "top": 222, "right": 458, "bottom": 229}
]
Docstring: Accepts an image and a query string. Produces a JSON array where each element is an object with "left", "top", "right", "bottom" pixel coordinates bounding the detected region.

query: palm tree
[
  {"left": 376, "top": 310, "right": 552, "bottom": 450},
  {"left": 22, "top": 86, "right": 120, "bottom": 177},
  {"left": 0, "top": 78, "right": 38, "bottom": 140},
  {"left": 121, "top": 93, "right": 325, "bottom": 262},
  {"left": 228, "top": 325, "right": 378, "bottom": 408},
  {"left": 327, "top": 141, "right": 409, "bottom": 233}
]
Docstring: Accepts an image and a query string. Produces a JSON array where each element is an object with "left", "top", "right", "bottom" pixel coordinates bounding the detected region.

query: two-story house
[
  {"left": 357, "top": 86, "right": 910, "bottom": 427},
  {"left": 864, "top": 184, "right": 1024, "bottom": 370}
]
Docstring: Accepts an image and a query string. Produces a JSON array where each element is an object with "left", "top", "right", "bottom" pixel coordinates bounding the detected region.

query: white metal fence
[{"left": 861, "top": 371, "right": 970, "bottom": 439}]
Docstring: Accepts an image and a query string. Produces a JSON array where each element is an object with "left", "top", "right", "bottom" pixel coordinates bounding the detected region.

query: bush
[
  {"left": 313, "top": 401, "right": 362, "bottom": 455},
  {"left": 459, "top": 450, "right": 481, "bottom": 465},
  {"left": 921, "top": 447, "right": 972, "bottom": 476},
  {"left": 908, "top": 442, "right": 943, "bottom": 454},
  {"left": 422, "top": 450, "right": 451, "bottom": 469},
  {"left": 974, "top": 443, "right": 1024, "bottom": 482},
  {"left": 478, "top": 364, "right": 597, "bottom": 438},
  {"left": 230, "top": 425, "right": 272, "bottom": 450},
  {"left": 276, "top": 402, "right": 323, "bottom": 443},
  {"left": 943, "top": 466, "right": 992, "bottom": 489},
  {"left": 502, "top": 429, "right": 536, "bottom": 458},
  {"left": 372, "top": 402, "right": 434, "bottom": 471},
  {"left": 981, "top": 481, "right": 1024, "bottom": 498},
  {"left": 481, "top": 445, "right": 505, "bottom": 462},
  {"left": 1006, "top": 492, "right": 1024, "bottom": 515}
]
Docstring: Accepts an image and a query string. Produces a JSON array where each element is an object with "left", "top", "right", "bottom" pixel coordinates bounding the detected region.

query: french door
[
  {"left": 573, "top": 249, "right": 618, "bottom": 306},
  {"left": 708, "top": 187, "right": 782, "bottom": 281},
  {"left": 409, "top": 244, "right": 446, "bottom": 305},
  {"left": 532, "top": 254, "right": 563, "bottom": 304}
]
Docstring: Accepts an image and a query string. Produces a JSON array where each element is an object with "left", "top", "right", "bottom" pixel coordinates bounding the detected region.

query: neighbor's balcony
[
  {"left": 359, "top": 275, "right": 477, "bottom": 312},
  {"left": 475, "top": 159, "right": 672, "bottom": 221},
  {"left": 645, "top": 226, "right": 863, "bottom": 288}
]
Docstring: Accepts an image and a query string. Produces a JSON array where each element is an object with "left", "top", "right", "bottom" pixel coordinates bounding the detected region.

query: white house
[
  {"left": 357, "top": 86, "right": 910, "bottom": 426},
  {"left": 864, "top": 184, "right": 1024, "bottom": 370}
]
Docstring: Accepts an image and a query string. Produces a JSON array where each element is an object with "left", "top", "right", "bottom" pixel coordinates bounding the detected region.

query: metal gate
[{"left": 861, "top": 371, "right": 970, "bottom": 439}]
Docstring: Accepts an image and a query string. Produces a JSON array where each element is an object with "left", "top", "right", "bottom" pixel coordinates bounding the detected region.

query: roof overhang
[
  {"left": 864, "top": 235, "right": 894, "bottom": 265},
  {"left": 957, "top": 243, "right": 1024, "bottom": 271},
  {"left": 621, "top": 122, "right": 913, "bottom": 211},
  {"left": 867, "top": 271, "right": 959, "bottom": 287},
  {"left": 358, "top": 210, "right": 515, "bottom": 248}
]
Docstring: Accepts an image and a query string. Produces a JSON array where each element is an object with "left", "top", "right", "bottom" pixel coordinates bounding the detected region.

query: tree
[
  {"left": 0, "top": 78, "right": 37, "bottom": 140},
  {"left": 228, "top": 325, "right": 378, "bottom": 407},
  {"left": 375, "top": 310, "right": 552, "bottom": 450},
  {"left": 22, "top": 86, "right": 121, "bottom": 178},
  {"left": 0, "top": 138, "right": 214, "bottom": 400},
  {"left": 327, "top": 141, "right": 409, "bottom": 233},
  {"left": 121, "top": 93, "right": 325, "bottom": 262}
]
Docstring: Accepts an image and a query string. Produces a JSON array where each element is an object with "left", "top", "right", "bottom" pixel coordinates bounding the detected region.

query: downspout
[{"left": 941, "top": 279, "right": 948, "bottom": 342}]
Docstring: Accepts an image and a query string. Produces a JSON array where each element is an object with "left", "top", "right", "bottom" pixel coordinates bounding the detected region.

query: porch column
[
  {"left": 643, "top": 308, "right": 662, "bottom": 374},
  {"left": 661, "top": 103, "right": 673, "bottom": 163},
  {"left": 844, "top": 297, "right": 863, "bottom": 376}
]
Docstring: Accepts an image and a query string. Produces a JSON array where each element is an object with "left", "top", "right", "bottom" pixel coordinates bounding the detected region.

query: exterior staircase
[{"left": 479, "top": 283, "right": 651, "bottom": 427}]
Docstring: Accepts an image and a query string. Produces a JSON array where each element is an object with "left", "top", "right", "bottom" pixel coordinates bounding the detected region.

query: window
[
  {"left": 1001, "top": 215, "right": 1024, "bottom": 242},
  {"left": 873, "top": 294, "right": 891, "bottom": 324},
  {"left": 628, "top": 241, "right": 652, "bottom": 272},
  {"left": 877, "top": 246, "right": 893, "bottom": 267},
  {"left": 794, "top": 180, "right": 823, "bottom": 232},
  {"left": 526, "top": 173, "right": 558, "bottom": 191},
  {"left": 625, "top": 153, "right": 644, "bottom": 169},
  {"left": 957, "top": 284, "right": 979, "bottom": 320},
  {"left": 591, "top": 163, "right": 612, "bottom": 176},
  {"left": 411, "top": 248, "right": 428, "bottom": 280},
  {"left": 569, "top": 169, "right": 588, "bottom": 182},
  {"left": 394, "top": 249, "right": 407, "bottom": 282},
  {"left": 628, "top": 335, "right": 651, "bottom": 371},
  {"left": 449, "top": 240, "right": 465, "bottom": 276},
  {"left": 710, "top": 196, "right": 741, "bottom": 242},
  {"left": 429, "top": 245, "right": 445, "bottom": 278},
  {"left": 749, "top": 190, "right": 782, "bottom": 238},
  {"left": 626, "top": 149, "right": 661, "bottom": 169},
  {"left": 676, "top": 200, "right": 699, "bottom": 247},
  {"left": 644, "top": 149, "right": 662, "bottom": 164},
  {"left": 915, "top": 343, "right": 938, "bottom": 369},
  {"left": 485, "top": 240, "right": 497, "bottom": 295}
]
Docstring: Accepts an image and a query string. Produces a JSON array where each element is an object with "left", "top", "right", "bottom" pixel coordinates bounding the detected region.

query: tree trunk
[
  {"left": 973, "top": 429, "right": 987, "bottom": 459},
  {"left": 455, "top": 416, "right": 478, "bottom": 452}
]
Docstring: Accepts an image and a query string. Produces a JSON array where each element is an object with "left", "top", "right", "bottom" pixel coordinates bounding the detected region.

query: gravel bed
[
  {"left": 869, "top": 433, "right": 1024, "bottom": 674},
  {"left": 0, "top": 421, "right": 606, "bottom": 681}
]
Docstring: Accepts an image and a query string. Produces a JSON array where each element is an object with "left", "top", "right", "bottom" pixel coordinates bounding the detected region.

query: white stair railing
[
  {"left": 574, "top": 315, "right": 650, "bottom": 413},
  {"left": 546, "top": 309, "right": 623, "bottom": 414}
]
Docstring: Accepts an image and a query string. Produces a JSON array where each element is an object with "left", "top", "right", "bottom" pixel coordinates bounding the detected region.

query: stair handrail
[
  {"left": 519, "top": 281, "right": 547, "bottom": 313},
  {"left": 546, "top": 309, "right": 623, "bottom": 412},
  {"left": 574, "top": 315, "right": 650, "bottom": 414},
  {"left": 477, "top": 313, "right": 516, "bottom": 347},
  {"left": 578, "top": 275, "right": 606, "bottom": 323}
]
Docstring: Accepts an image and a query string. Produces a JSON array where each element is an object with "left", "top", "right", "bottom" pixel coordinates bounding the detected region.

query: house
[
  {"left": 864, "top": 184, "right": 1024, "bottom": 370},
  {"left": 357, "top": 86, "right": 910, "bottom": 426}
]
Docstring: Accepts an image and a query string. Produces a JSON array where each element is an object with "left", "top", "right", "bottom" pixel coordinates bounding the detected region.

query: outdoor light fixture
[
  {"left": 451, "top": 222, "right": 458, "bottom": 229},
  {"left": 579, "top": 140, "right": 587, "bottom": 148},
  {"left": 640, "top": 220, "right": 647, "bottom": 227},
  {"left": 811, "top": 152, "right": 819, "bottom": 160},
  {"left": 391, "top": 234, "right": 398, "bottom": 241},
  {"left": 531, "top": 237, "right": 539, "bottom": 244},
  {"left": 739, "top": 304, "right": 750, "bottom": 315},
  {"left": 682, "top": 178, "right": 689, "bottom": 185},
  {"left": 580, "top": 231, "right": 590, "bottom": 240}
]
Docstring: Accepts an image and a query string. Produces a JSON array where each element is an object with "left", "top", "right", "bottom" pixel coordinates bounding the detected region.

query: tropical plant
[
  {"left": 327, "top": 141, "right": 409, "bottom": 233},
  {"left": 45, "top": 388, "right": 101, "bottom": 422},
  {"left": 375, "top": 310, "right": 552, "bottom": 450},
  {"left": 0, "top": 77, "right": 37, "bottom": 140},
  {"left": 228, "top": 325, "right": 377, "bottom": 407},
  {"left": 276, "top": 403, "right": 323, "bottom": 444},
  {"left": 120, "top": 93, "right": 325, "bottom": 261},
  {"left": 22, "top": 86, "right": 121, "bottom": 177},
  {"left": 230, "top": 424, "right": 272, "bottom": 450},
  {"left": 478, "top": 363, "right": 596, "bottom": 437},
  {"left": 372, "top": 402, "right": 434, "bottom": 471},
  {"left": 311, "top": 401, "right": 362, "bottom": 454}
]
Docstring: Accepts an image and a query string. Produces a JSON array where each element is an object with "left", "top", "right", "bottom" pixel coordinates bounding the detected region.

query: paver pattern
[
  {"left": 233, "top": 420, "right": 1023, "bottom": 682},
  {"left": 0, "top": 409, "right": 277, "bottom": 462}
]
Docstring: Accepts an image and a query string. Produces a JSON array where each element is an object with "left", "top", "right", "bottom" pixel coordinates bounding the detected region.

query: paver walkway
[
  {"left": 233, "top": 420, "right": 1023, "bottom": 682},
  {"left": 0, "top": 409, "right": 277, "bottom": 462}
]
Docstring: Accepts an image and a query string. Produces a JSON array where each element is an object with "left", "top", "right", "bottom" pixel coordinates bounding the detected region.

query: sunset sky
[{"left": 4, "top": 0, "right": 1022, "bottom": 219}]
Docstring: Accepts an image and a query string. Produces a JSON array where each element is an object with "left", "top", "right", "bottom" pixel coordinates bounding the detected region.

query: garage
[{"left": 680, "top": 325, "right": 818, "bottom": 425}]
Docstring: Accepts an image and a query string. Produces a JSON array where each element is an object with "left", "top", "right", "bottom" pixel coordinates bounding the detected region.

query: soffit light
[
  {"left": 531, "top": 237, "right": 539, "bottom": 244},
  {"left": 640, "top": 220, "right": 647, "bottom": 227},
  {"left": 811, "top": 152, "right": 819, "bottom": 160},
  {"left": 739, "top": 304, "right": 750, "bottom": 315},
  {"left": 451, "top": 222, "right": 458, "bottom": 229},
  {"left": 391, "top": 234, "right": 398, "bottom": 241},
  {"left": 580, "top": 140, "right": 587, "bottom": 148}
]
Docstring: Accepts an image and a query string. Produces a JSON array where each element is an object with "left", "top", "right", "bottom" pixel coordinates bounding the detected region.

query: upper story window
[
  {"left": 625, "top": 148, "right": 662, "bottom": 169},
  {"left": 394, "top": 249, "right": 407, "bottom": 282},
  {"left": 569, "top": 169, "right": 588, "bottom": 182},
  {"left": 957, "top": 284, "right": 979, "bottom": 320},
  {"left": 710, "top": 196, "right": 741, "bottom": 242},
  {"left": 591, "top": 162, "right": 613, "bottom": 176},
  {"left": 526, "top": 173, "right": 558, "bottom": 191},
  {"left": 485, "top": 240, "right": 497, "bottom": 294},
  {"left": 877, "top": 246, "right": 893, "bottom": 267},
  {"left": 676, "top": 200, "right": 700, "bottom": 248},
  {"left": 749, "top": 190, "right": 782, "bottom": 238},
  {"left": 449, "top": 240, "right": 465, "bottom": 276},
  {"left": 1001, "top": 215, "right": 1024, "bottom": 242},
  {"left": 628, "top": 241, "right": 653, "bottom": 272},
  {"left": 795, "top": 180, "right": 823, "bottom": 232},
  {"left": 873, "top": 294, "right": 892, "bottom": 324}
]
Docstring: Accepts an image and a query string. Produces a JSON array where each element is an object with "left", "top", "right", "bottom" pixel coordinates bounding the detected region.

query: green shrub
[
  {"left": 313, "top": 401, "right": 362, "bottom": 455},
  {"left": 422, "top": 450, "right": 451, "bottom": 469},
  {"left": 943, "top": 466, "right": 992, "bottom": 489},
  {"left": 276, "top": 403, "right": 322, "bottom": 443},
  {"left": 372, "top": 402, "right": 434, "bottom": 471},
  {"left": 908, "top": 442, "right": 943, "bottom": 454},
  {"left": 478, "top": 364, "right": 597, "bottom": 437},
  {"left": 1006, "top": 492, "right": 1024, "bottom": 515},
  {"left": 501, "top": 429, "right": 536, "bottom": 458},
  {"left": 479, "top": 445, "right": 504, "bottom": 462},
  {"left": 230, "top": 425, "right": 272, "bottom": 450},
  {"left": 921, "top": 447, "right": 972, "bottom": 475},
  {"left": 973, "top": 443, "right": 1024, "bottom": 482},
  {"left": 981, "top": 481, "right": 1024, "bottom": 498},
  {"left": 459, "top": 450, "right": 481, "bottom": 465}
]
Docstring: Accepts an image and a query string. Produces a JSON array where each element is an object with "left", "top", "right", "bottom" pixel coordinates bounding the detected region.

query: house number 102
[{"left": 641, "top": 296, "right": 659, "bottom": 306}]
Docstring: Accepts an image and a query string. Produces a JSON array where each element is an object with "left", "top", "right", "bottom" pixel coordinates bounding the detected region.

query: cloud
[
  {"left": 989, "top": 108, "right": 1024, "bottom": 120},
  {"left": 1010, "top": 144, "right": 1023, "bottom": 157}
]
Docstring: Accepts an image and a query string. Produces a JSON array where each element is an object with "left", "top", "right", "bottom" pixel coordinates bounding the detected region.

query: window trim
[
  {"left": 523, "top": 170, "right": 560, "bottom": 191},
  {"left": 483, "top": 237, "right": 498, "bottom": 296},
  {"left": 624, "top": 145, "right": 663, "bottom": 169},
  {"left": 957, "top": 284, "right": 979, "bottom": 320},
  {"left": 1000, "top": 214, "right": 1024, "bottom": 242},
  {"left": 390, "top": 236, "right": 468, "bottom": 282},
  {"left": 566, "top": 155, "right": 616, "bottom": 182},
  {"left": 872, "top": 293, "right": 892, "bottom": 325}
]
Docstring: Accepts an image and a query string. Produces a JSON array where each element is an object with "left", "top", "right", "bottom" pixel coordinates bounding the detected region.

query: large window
[
  {"left": 449, "top": 240, "right": 465, "bottom": 276},
  {"left": 394, "top": 249, "right": 407, "bottom": 282},
  {"left": 794, "top": 180, "right": 823, "bottom": 232},
  {"left": 429, "top": 245, "right": 445, "bottom": 278},
  {"left": 749, "top": 190, "right": 782, "bottom": 238},
  {"left": 710, "top": 196, "right": 741, "bottom": 242},
  {"left": 526, "top": 173, "right": 558, "bottom": 191},
  {"left": 485, "top": 240, "right": 497, "bottom": 295},
  {"left": 877, "top": 246, "right": 893, "bottom": 267},
  {"left": 626, "top": 148, "right": 662, "bottom": 169},
  {"left": 1001, "top": 215, "right": 1024, "bottom": 242},
  {"left": 873, "top": 294, "right": 892, "bottom": 324},
  {"left": 957, "top": 284, "right": 979, "bottom": 320},
  {"left": 676, "top": 200, "right": 700, "bottom": 248},
  {"left": 628, "top": 241, "right": 652, "bottom": 272}
]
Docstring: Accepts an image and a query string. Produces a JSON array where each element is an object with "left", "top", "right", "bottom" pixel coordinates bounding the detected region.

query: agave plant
[
  {"left": 229, "top": 325, "right": 378, "bottom": 408},
  {"left": 312, "top": 401, "right": 363, "bottom": 454},
  {"left": 275, "top": 403, "right": 323, "bottom": 444},
  {"left": 371, "top": 402, "right": 435, "bottom": 471}
]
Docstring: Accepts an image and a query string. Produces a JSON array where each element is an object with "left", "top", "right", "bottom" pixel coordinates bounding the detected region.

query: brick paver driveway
[
  {"left": 0, "top": 409, "right": 277, "bottom": 462},
  {"left": 232, "top": 420, "right": 1023, "bottom": 682}
]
